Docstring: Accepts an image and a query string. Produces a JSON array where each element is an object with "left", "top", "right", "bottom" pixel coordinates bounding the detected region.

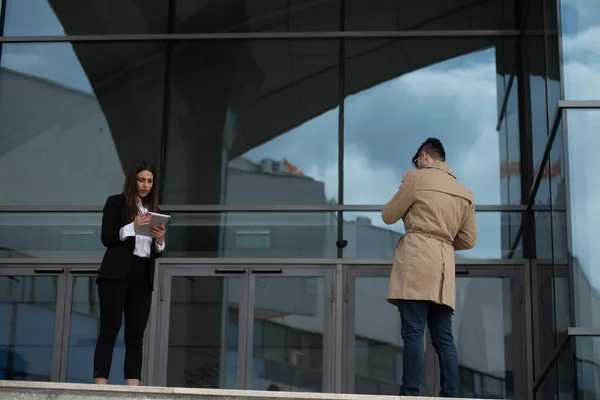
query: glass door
[
  {"left": 154, "top": 263, "right": 334, "bottom": 392},
  {"left": 57, "top": 265, "right": 129, "bottom": 384},
  {"left": 246, "top": 266, "right": 334, "bottom": 392},
  {"left": 434, "top": 267, "right": 524, "bottom": 399},
  {"left": 344, "top": 264, "right": 526, "bottom": 399},
  {"left": 0, "top": 264, "right": 68, "bottom": 382},
  {"left": 154, "top": 265, "right": 248, "bottom": 388}
]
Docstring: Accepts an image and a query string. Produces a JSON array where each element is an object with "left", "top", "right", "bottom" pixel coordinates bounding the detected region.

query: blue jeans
[{"left": 398, "top": 300, "right": 459, "bottom": 397}]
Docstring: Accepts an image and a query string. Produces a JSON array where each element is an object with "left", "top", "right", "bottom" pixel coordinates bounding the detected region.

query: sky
[{"left": 1, "top": 1, "right": 600, "bottom": 291}]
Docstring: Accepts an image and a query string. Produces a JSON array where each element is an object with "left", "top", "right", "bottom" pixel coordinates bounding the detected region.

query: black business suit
[{"left": 94, "top": 193, "right": 164, "bottom": 381}]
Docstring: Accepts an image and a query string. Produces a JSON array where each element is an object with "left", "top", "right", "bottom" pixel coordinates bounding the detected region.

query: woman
[{"left": 93, "top": 160, "right": 167, "bottom": 385}]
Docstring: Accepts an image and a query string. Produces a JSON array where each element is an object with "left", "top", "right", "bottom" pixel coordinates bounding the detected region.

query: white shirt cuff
[
  {"left": 120, "top": 222, "right": 136, "bottom": 241},
  {"left": 155, "top": 240, "right": 166, "bottom": 253}
]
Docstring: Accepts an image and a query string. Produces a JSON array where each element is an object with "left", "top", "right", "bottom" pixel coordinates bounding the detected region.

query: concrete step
[{"left": 0, "top": 381, "right": 494, "bottom": 400}]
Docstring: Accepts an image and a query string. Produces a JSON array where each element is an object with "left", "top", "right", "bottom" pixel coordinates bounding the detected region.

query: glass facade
[{"left": 0, "top": 0, "right": 593, "bottom": 398}]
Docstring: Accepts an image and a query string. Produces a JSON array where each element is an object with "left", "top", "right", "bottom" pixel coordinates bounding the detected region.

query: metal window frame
[
  {"left": 0, "top": 31, "right": 522, "bottom": 43},
  {"left": 0, "top": 204, "right": 551, "bottom": 212}
]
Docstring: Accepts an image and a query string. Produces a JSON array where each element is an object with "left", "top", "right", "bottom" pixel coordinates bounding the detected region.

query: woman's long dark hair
[{"left": 123, "top": 160, "right": 159, "bottom": 220}]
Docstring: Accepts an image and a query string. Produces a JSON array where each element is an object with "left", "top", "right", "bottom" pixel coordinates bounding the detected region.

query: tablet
[{"left": 137, "top": 212, "right": 171, "bottom": 238}]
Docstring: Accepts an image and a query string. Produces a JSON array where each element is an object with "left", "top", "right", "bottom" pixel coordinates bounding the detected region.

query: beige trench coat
[{"left": 382, "top": 161, "right": 477, "bottom": 310}]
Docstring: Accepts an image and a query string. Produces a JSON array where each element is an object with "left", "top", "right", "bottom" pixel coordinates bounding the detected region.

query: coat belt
[{"left": 405, "top": 230, "right": 453, "bottom": 246}]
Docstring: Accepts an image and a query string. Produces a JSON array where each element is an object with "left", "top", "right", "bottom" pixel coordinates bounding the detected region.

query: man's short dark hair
[{"left": 412, "top": 138, "right": 446, "bottom": 168}]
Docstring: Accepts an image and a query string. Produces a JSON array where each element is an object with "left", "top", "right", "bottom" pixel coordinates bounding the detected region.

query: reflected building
[{"left": 1, "top": 0, "right": 598, "bottom": 398}]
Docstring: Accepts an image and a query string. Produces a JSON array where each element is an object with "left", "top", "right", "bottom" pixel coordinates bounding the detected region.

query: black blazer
[{"left": 97, "top": 193, "right": 163, "bottom": 289}]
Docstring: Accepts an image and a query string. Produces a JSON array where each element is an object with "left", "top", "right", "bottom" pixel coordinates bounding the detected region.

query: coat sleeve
[
  {"left": 382, "top": 172, "right": 416, "bottom": 225},
  {"left": 100, "top": 197, "right": 123, "bottom": 248},
  {"left": 453, "top": 202, "right": 477, "bottom": 250}
]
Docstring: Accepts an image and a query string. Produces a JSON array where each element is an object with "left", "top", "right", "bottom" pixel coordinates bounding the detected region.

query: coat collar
[{"left": 424, "top": 161, "right": 456, "bottom": 179}]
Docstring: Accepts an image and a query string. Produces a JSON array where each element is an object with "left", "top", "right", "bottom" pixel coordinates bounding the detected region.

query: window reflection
[
  {"left": 174, "top": 0, "right": 340, "bottom": 33},
  {"left": 344, "top": 39, "right": 519, "bottom": 205},
  {"left": 165, "top": 212, "right": 338, "bottom": 258},
  {"left": 566, "top": 110, "right": 600, "bottom": 328},
  {"left": 0, "top": 213, "right": 104, "bottom": 258},
  {"left": 353, "top": 274, "right": 515, "bottom": 398},
  {"left": 527, "top": 34, "right": 551, "bottom": 205},
  {"left": 251, "top": 276, "right": 325, "bottom": 392},
  {"left": 0, "top": 42, "right": 164, "bottom": 206},
  {"left": 3, "top": 0, "right": 168, "bottom": 36},
  {"left": 455, "top": 277, "right": 514, "bottom": 399},
  {"left": 0, "top": 275, "right": 57, "bottom": 381},
  {"left": 345, "top": 0, "right": 516, "bottom": 31},
  {"left": 560, "top": 0, "right": 600, "bottom": 100},
  {"left": 166, "top": 276, "right": 240, "bottom": 388},
  {"left": 342, "top": 211, "right": 522, "bottom": 259},
  {"left": 66, "top": 276, "right": 126, "bottom": 384},
  {"left": 354, "top": 277, "right": 402, "bottom": 395},
  {"left": 0, "top": 212, "right": 338, "bottom": 259},
  {"left": 575, "top": 337, "right": 600, "bottom": 399},
  {"left": 535, "top": 212, "right": 553, "bottom": 260},
  {"left": 163, "top": 40, "right": 338, "bottom": 205}
]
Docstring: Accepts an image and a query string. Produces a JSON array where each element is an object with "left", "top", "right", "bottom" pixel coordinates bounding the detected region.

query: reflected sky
[
  {"left": 2, "top": 0, "right": 92, "bottom": 92},
  {"left": 559, "top": 0, "right": 600, "bottom": 318},
  {"left": 561, "top": 0, "right": 600, "bottom": 99}
]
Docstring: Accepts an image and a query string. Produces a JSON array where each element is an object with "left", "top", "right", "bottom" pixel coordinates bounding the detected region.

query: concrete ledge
[{"left": 0, "top": 381, "right": 487, "bottom": 400}]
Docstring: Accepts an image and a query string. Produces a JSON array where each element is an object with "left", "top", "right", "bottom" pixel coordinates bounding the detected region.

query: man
[{"left": 382, "top": 138, "right": 477, "bottom": 397}]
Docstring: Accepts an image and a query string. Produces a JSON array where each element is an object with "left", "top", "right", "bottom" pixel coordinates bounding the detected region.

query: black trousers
[{"left": 93, "top": 256, "right": 152, "bottom": 381}]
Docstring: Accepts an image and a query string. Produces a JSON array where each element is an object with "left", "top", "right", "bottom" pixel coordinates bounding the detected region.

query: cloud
[{"left": 0, "top": 43, "right": 93, "bottom": 93}]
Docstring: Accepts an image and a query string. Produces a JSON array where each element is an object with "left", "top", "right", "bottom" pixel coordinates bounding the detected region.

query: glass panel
[
  {"left": 566, "top": 110, "right": 600, "bottom": 327},
  {"left": 560, "top": 0, "right": 600, "bottom": 100},
  {"left": 342, "top": 211, "right": 522, "bottom": 259},
  {"left": 525, "top": 0, "right": 544, "bottom": 30},
  {"left": 65, "top": 276, "right": 125, "bottom": 384},
  {"left": 163, "top": 40, "right": 338, "bottom": 205},
  {"left": 166, "top": 212, "right": 337, "bottom": 258},
  {"left": 505, "top": 75, "right": 522, "bottom": 206},
  {"left": 576, "top": 336, "right": 599, "bottom": 399},
  {"left": 526, "top": 34, "right": 550, "bottom": 205},
  {"left": 345, "top": 0, "right": 516, "bottom": 30},
  {"left": 544, "top": 0, "right": 560, "bottom": 129},
  {"left": 175, "top": 0, "right": 340, "bottom": 33},
  {"left": 0, "top": 211, "right": 338, "bottom": 259},
  {"left": 534, "top": 263, "right": 557, "bottom": 370},
  {"left": 166, "top": 275, "right": 241, "bottom": 388},
  {"left": 354, "top": 276, "right": 402, "bottom": 395},
  {"left": 251, "top": 275, "right": 325, "bottom": 392},
  {"left": 553, "top": 264, "right": 570, "bottom": 342},
  {"left": 557, "top": 337, "right": 575, "bottom": 400},
  {"left": 3, "top": 0, "right": 168, "bottom": 35},
  {"left": 352, "top": 273, "right": 516, "bottom": 398},
  {"left": 454, "top": 276, "right": 514, "bottom": 399},
  {"left": 344, "top": 38, "right": 519, "bottom": 205},
  {"left": 0, "top": 213, "right": 104, "bottom": 258},
  {"left": 535, "top": 212, "right": 553, "bottom": 259},
  {"left": 0, "top": 275, "right": 57, "bottom": 380},
  {"left": 534, "top": 359, "right": 558, "bottom": 400},
  {"left": 550, "top": 125, "right": 569, "bottom": 340},
  {"left": 0, "top": 42, "right": 165, "bottom": 206}
]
